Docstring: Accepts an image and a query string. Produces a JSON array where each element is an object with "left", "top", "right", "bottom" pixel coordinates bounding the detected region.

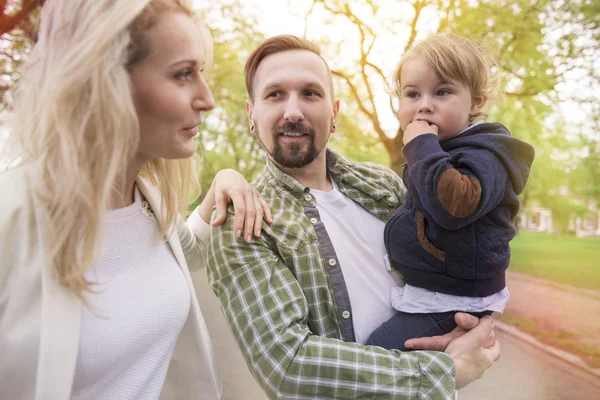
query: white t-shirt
[
  {"left": 311, "top": 180, "right": 402, "bottom": 344},
  {"left": 71, "top": 187, "right": 190, "bottom": 400}
]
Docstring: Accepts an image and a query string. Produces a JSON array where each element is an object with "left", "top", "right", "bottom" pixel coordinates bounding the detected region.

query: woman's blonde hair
[
  {"left": 6, "top": 0, "right": 212, "bottom": 301},
  {"left": 394, "top": 33, "right": 500, "bottom": 121}
]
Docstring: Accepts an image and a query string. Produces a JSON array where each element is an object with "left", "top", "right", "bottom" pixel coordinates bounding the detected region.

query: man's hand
[
  {"left": 404, "top": 313, "right": 491, "bottom": 351},
  {"left": 445, "top": 316, "right": 500, "bottom": 389},
  {"left": 404, "top": 313, "right": 500, "bottom": 389},
  {"left": 402, "top": 119, "right": 438, "bottom": 145}
]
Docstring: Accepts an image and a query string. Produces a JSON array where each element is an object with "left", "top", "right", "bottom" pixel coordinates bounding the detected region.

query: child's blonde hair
[{"left": 394, "top": 33, "right": 500, "bottom": 121}]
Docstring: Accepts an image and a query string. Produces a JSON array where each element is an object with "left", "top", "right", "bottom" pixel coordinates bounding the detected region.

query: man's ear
[
  {"left": 245, "top": 99, "right": 255, "bottom": 135},
  {"left": 331, "top": 99, "right": 340, "bottom": 132},
  {"left": 470, "top": 94, "right": 487, "bottom": 116}
]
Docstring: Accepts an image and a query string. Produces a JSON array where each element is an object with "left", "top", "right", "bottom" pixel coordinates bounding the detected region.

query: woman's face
[{"left": 129, "top": 11, "right": 214, "bottom": 165}]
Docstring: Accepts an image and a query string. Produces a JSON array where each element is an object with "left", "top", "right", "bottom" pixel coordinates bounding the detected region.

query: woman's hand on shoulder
[{"left": 200, "top": 169, "right": 272, "bottom": 243}]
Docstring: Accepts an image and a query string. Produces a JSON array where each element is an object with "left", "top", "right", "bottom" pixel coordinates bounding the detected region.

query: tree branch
[
  {"left": 505, "top": 90, "right": 549, "bottom": 98},
  {"left": 342, "top": 2, "right": 376, "bottom": 38},
  {"left": 302, "top": 0, "right": 317, "bottom": 38},
  {"left": 405, "top": 0, "right": 426, "bottom": 52},
  {"left": 332, "top": 69, "right": 389, "bottom": 146},
  {"left": 332, "top": 70, "right": 373, "bottom": 119}
]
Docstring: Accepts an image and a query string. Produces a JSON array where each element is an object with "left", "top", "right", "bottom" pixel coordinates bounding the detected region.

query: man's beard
[{"left": 258, "top": 121, "right": 328, "bottom": 168}]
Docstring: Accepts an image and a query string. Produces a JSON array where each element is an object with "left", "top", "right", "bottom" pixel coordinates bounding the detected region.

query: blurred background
[{"left": 1, "top": 0, "right": 599, "bottom": 398}]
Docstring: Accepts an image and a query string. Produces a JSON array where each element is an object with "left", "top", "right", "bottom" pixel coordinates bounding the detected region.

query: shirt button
[
  {"left": 328, "top": 258, "right": 337, "bottom": 266},
  {"left": 310, "top": 217, "right": 318, "bottom": 224},
  {"left": 342, "top": 310, "right": 351, "bottom": 319},
  {"left": 387, "top": 196, "right": 396, "bottom": 206},
  {"left": 304, "top": 194, "right": 312, "bottom": 202}
]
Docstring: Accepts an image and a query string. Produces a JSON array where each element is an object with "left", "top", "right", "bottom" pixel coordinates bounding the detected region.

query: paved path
[
  {"left": 459, "top": 331, "right": 600, "bottom": 400},
  {"left": 193, "top": 270, "right": 600, "bottom": 400},
  {"left": 193, "top": 270, "right": 267, "bottom": 400},
  {"left": 503, "top": 271, "right": 600, "bottom": 362}
]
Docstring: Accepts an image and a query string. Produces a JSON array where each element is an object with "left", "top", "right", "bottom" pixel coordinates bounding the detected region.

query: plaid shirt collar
[{"left": 264, "top": 148, "right": 391, "bottom": 202}]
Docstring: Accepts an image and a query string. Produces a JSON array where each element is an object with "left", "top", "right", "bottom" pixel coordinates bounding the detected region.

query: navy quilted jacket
[{"left": 384, "top": 122, "right": 535, "bottom": 297}]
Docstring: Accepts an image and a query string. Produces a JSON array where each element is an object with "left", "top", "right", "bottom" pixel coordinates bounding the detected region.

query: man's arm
[
  {"left": 379, "top": 163, "right": 408, "bottom": 205},
  {"left": 207, "top": 214, "right": 456, "bottom": 399},
  {"left": 405, "top": 314, "right": 500, "bottom": 389},
  {"left": 403, "top": 134, "right": 508, "bottom": 230}
]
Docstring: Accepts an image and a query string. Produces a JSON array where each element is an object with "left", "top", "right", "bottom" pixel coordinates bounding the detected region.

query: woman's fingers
[
  {"left": 210, "top": 169, "right": 272, "bottom": 239},
  {"left": 258, "top": 192, "right": 273, "bottom": 224},
  {"left": 242, "top": 187, "right": 256, "bottom": 242},
  {"left": 252, "top": 190, "right": 264, "bottom": 237},
  {"left": 228, "top": 188, "right": 245, "bottom": 238},
  {"left": 211, "top": 188, "right": 228, "bottom": 227}
]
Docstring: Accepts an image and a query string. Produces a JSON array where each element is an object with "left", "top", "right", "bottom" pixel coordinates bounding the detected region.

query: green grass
[
  {"left": 496, "top": 314, "right": 600, "bottom": 368},
  {"left": 509, "top": 231, "right": 600, "bottom": 290}
]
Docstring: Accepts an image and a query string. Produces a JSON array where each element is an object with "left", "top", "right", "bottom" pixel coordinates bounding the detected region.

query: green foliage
[
  {"left": 195, "top": 2, "right": 266, "bottom": 197},
  {"left": 0, "top": 2, "right": 42, "bottom": 112},
  {"left": 0, "top": 26, "right": 34, "bottom": 112},
  {"left": 571, "top": 132, "right": 600, "bottom": 203},
  {"left": 447, "top": 0, "right": 557, "bottom": 95},
  {"left": 329, "top": 113, "right": 390, "bottom": 165},
  {"left": 547, "top": 195, "right": 590, "bottom": 232},
  {"left": 328, "top": 85, "right": 390, "bottom": 165}
]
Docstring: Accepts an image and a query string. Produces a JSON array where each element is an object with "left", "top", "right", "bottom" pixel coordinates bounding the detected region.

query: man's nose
[{"left": 283, "top": 95, "right": 304, "bottom": 123}]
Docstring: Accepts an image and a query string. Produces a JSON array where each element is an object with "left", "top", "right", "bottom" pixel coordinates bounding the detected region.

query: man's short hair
[{"left": 244, "top": 34, "right": 334, "bottom": 101}]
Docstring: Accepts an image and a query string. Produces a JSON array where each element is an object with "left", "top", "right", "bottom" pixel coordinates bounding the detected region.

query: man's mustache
[{"left": 274, "top": 121, "right": 314, "bottom": 136}]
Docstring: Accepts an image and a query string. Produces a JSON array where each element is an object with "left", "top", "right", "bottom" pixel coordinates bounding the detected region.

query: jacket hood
[{"left": 441, "top": 122, "right": 535, "bottom": 194}]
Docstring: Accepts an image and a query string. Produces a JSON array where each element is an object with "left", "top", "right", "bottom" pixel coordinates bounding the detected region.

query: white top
[
  {"left": 71, "top": 187, "right": 190, "bottom": 400},
  {"left": 311, "top": 180, "right": 402, "bottom": 344},
  {"left": 0, "top": 165, "right": 221, "bottom": 400},
  {"left": 392, "top": 119, "right": 509, "bottom": 315}
]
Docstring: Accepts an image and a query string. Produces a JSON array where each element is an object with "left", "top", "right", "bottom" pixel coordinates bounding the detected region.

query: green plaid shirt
[{"left": 208, "top": 149, "right": 456, "bottom": 399}]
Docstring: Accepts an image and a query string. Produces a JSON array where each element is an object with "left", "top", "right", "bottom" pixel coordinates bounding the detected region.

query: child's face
[{"left": 398, "top": 56, "right": 485, "bottom": 142}]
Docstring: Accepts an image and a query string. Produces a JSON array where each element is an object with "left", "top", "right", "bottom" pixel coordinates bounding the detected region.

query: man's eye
[
  {"left": 305, "top": 90, "right": 319, "bottom": 97},
  {"left": 267, "top": 92, "right": 282, "bottom": 98}
]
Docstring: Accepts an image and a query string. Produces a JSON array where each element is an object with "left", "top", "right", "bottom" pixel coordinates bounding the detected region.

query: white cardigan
[{"left": 0, "top": 165, "right": 222, "bottom": 400}]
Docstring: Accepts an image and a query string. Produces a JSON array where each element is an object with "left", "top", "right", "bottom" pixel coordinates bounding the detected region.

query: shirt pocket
[{"left": 263, "top": 219, "right": 317, "bottom": 251}]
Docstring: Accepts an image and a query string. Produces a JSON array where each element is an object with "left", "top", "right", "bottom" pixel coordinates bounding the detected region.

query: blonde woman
[{"left": 0, "top": 0, "right": 270, "bottom": 399}]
